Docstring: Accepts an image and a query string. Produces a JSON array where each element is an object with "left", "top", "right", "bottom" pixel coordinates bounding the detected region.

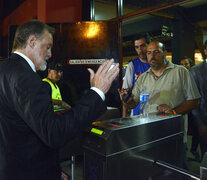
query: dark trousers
[
  {"left": 200, "top": 136, "right": 207, "bottom": 160},
  {"left": 188, "top": 112, "right": 199, "bottom": 152}
]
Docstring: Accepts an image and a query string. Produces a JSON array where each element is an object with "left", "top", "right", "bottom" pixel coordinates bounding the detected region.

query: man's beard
[
  {"left": 39, "top": 63, "right": 47, "bottom": 71},
  {"left": 149, "top": 55, "right": 165, "bottom": 70},
  {"left": 39, "top": 57, "right": 49, "bottom": 71},
  {"left": 150, "top": 62, "right": 160, "bottom": 69}
]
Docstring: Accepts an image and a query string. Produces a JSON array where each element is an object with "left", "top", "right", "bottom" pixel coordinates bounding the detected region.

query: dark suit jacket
[
  {"left": 190, "top": 60, "right": 207, "bottom": 127},
  {"left": 0, "top": 53, "right": 107, "bottom": 180}
]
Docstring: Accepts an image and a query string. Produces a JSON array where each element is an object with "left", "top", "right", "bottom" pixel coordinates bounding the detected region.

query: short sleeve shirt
[
  {"left": 122, "top": 58, "right": 150, "bottom": 89},
  {"left": 132, "top": 62, "right": 200, "bottom": 112},
  {"left": 132, "top": 62, "right": 201, "bottom": 143}
]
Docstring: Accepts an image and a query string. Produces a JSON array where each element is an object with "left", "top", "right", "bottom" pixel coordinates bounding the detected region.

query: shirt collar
[
  {"left": 146, "top": 61, "right": 175, "bottom": 76},
  {"left": 13, "top": 51, "right": 36, "bottom": 72},
  {"left": 146, "top": 61, "right": 174, "bottom": 74},
  {"left": 165, "top": 61, "right": 174, "bottom": 69}
]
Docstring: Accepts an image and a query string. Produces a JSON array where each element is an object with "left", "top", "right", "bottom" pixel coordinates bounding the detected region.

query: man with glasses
[
  {"left": 120, "top": 41, "right": 200, "bottom": 170},
  {"left": 121, "top": 41, "right": 200, "bottom": 116},
  {"left": 42, "top": 62, "right": 71, "bottom": 112}
]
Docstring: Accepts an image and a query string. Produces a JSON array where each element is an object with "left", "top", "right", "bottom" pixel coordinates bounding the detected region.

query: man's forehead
[
  {"left": 134, "top": 38, "right": 146, "bottom": 45},
  {"left": 147, "top": 44, "right": 160, "bottom": 50},
  {"left": 43, "top": 30, "right": 53, "bottom": 40}
]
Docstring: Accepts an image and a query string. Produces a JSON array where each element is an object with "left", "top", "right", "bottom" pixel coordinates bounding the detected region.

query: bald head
[
  {"left": 146, "top": 41, "right": 167, "bottom": 70},
  {"left": 147, "top": 41, "right": 165, "bottom": 52}
]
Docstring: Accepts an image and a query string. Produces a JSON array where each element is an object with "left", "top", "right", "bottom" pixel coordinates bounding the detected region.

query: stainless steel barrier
[{"left": 83, "top": 114, "right": 185, "bottom": 180}]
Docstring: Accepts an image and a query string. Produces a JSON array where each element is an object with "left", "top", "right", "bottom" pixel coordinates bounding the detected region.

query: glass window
[
  {"left": 95, "top": 0, "right": 117, "bottom": 20},
  {"left": 122, "top": 0, "right": 198, "bottom": 15}
]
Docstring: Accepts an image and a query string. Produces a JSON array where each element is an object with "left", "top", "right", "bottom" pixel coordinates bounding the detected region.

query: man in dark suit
[
  {"left": 191, "top": 40, "right": 207, "bottom": 160},
  {"left": 0, "top": 19, "right": 119, "bottom": 180}
]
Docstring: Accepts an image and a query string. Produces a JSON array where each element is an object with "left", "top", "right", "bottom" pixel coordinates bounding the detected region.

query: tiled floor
[{"left": 61, "top": 135, "right": 202, "bottom": 180}]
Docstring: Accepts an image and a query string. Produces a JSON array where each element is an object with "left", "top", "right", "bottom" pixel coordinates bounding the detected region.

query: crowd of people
[{"left": 0, "top": 18, "right": 206, "bottom": 179}]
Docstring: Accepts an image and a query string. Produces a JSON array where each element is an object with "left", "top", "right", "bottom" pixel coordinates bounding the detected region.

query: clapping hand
[{"left": 88, "top": 59, "right": 119, "bottom": 94}]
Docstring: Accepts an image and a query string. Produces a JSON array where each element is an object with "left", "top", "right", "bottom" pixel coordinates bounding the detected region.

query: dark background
[{"left": 8, "top": 21, "right": 121, "bottom": 108}]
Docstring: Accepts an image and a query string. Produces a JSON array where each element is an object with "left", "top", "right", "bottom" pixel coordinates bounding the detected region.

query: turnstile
[{"left": 83, "top": 114, "right": 185, "bottom": 180}]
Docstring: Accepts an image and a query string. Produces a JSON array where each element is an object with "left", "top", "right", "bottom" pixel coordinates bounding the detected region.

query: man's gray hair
[{"left": 12, "top": 19, "right": 55, "bottom": 51}]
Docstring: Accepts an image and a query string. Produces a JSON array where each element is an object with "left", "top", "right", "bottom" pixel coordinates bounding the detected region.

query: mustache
[{"left": 150, "top": 58, "right": 156, "bottom": 61}]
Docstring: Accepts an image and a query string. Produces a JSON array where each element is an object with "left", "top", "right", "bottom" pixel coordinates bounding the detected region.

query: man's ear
[{"left": 28, "top": 35, "right": 37, "bottom": 49}]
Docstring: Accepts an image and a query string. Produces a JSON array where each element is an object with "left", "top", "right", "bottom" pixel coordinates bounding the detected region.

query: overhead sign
[
  {"left": 67, "top": 59, "right": 105, "bottom": 65},
  {"left": 161, "top": 25, "right": 173, "bottom": 37}
]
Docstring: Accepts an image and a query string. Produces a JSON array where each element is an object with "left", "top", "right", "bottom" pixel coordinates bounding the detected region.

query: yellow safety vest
[{"left": 42, "top": 78, "right": 64, "bottom": 112}]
